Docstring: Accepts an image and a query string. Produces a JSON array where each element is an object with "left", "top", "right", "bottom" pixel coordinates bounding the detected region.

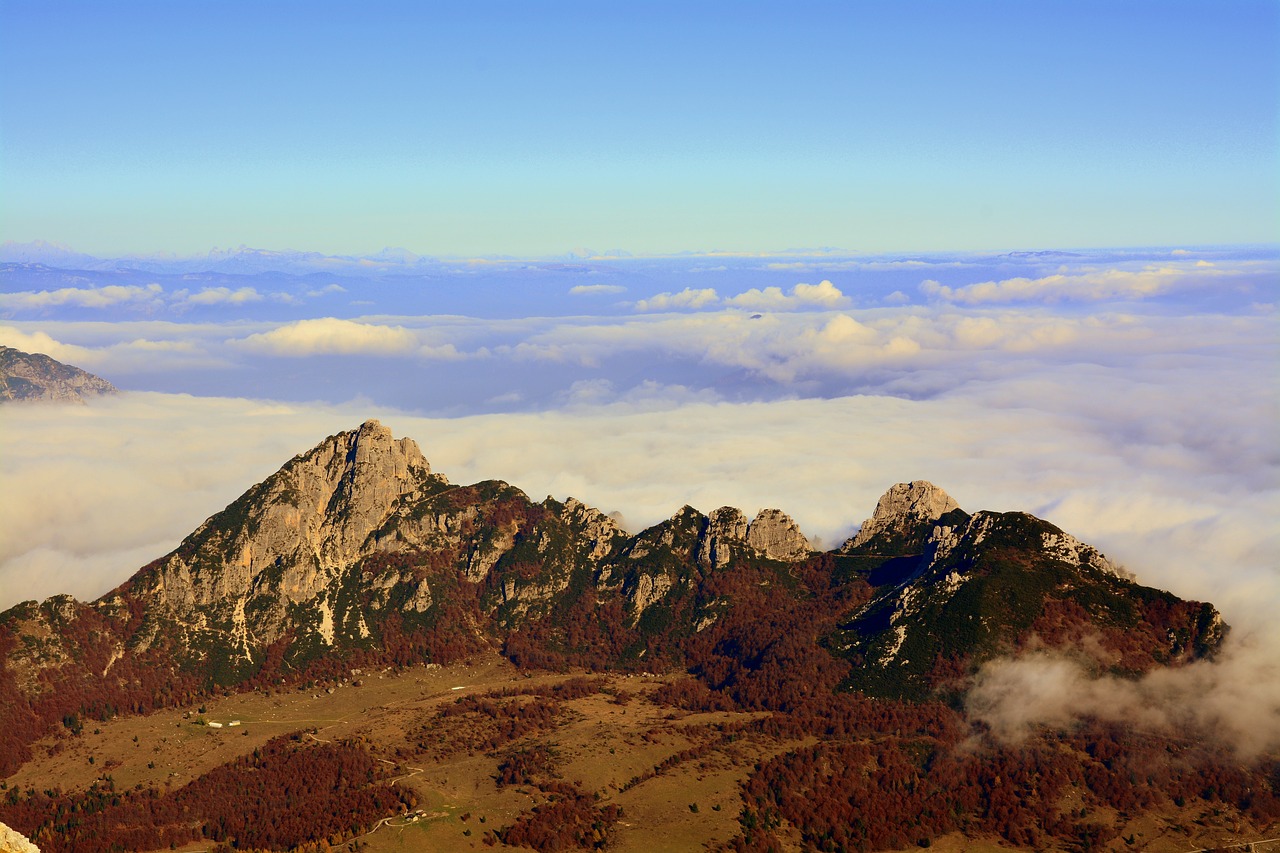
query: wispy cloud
[
  {"left": 967, "top": 637, "right": 1280, "bottom": 759},
  {"left": 919, "top": 263, "right": 1246, "bottom": 304},
  {"left": 0, "top": 283, "right": 164, "bottom": 311},
  {"left": 568, "top": 284, "right": 626, "bottom": 296},
  {"left": 178, "top": 286, "right": 264, "bottom": 306}
]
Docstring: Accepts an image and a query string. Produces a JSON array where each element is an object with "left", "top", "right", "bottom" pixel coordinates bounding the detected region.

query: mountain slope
[
  {"left": 831, "top": 492, "right": 1224, "bottom": 699},
  {"left": 0, "top": 345, "right": 117, "bottom": 402}
]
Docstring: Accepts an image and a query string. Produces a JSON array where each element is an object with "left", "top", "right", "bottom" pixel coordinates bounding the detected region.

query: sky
[
  {"left": 1, "top": 1, "right": 1277, "bottom": 256},
  {"left": 0, "top": 1, "right": 1278, "bottom": 740}
]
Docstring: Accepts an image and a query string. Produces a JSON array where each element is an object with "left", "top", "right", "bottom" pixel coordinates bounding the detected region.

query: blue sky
[{"left": 2, "top": 0, "right": 1277, "bottom": 256}]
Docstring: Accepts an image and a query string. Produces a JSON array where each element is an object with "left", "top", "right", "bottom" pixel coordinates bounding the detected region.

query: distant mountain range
[
  {"left": 0, "top": 421, "right": 1271, "bottom": 852},
  {"left": 0, "top": 239, "right": 446, "bottom": 277},
  {"left": 0, "top": 345, "right": 117, "bottom": 403}
]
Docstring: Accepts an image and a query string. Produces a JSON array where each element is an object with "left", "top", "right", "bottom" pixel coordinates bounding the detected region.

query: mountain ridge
[{"left": 0, "top": 421, "right": 1227, "bottom": 764}]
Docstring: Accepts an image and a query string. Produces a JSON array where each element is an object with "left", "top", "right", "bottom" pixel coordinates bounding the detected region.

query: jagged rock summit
[
  {"left": 0, "top": 345, "right": 117, "bottom": 402},
  {"left": 137, "top": 419, "right": 440, "bottom": 635},
  {"left": 842, "top": 480, "right": 961, "bottom": 554}
]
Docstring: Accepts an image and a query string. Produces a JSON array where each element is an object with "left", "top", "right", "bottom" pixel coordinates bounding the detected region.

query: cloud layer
[
  {"left": 967, "top": 638, "right": 1280, "bottom": 759},
  {"left": 919, "top": 261, "right": 1250, "bottom": 304}
]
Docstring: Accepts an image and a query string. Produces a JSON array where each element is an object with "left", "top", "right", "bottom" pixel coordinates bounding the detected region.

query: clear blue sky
[{"left": 1, "top": 0, "right": 1276, "bottom": 256}]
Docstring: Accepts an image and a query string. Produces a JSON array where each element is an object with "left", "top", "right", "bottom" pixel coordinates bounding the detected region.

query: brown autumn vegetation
[{"left": 0, "top": 733, "right": 411, "bottom": 852}]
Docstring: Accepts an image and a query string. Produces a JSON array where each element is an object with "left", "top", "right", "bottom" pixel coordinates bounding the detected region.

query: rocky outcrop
[
  {"left": 559, "top": 497, "right": 626, "bottom": 563},
  {"left": 146, "top": 420, "right": 439, "bottom": 613},
  {"left": 746, "top": 509, "right": 810, "bottom": 561},
  {"left": 842, "top": 481, "right": 961, "bottom": 555},
  {"left": 698, "top": 507, "right": 749, "bottom": 568},
  {"left": 0, "top": 820, "right": 40, "bottom": 853},
  {"left": 0, "top": 345, "right": 116, "bottom": 402}
]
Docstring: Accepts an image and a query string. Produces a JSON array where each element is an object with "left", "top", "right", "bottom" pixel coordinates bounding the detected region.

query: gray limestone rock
[
  {"left": 842, "top": 481, "right": 960, "bottom": 554},
  {"left": 745, "top": 509, "right": 811, "bottom": 562},
  {"left": 0, "top": 345, "right": 117, "bottom": 402}
]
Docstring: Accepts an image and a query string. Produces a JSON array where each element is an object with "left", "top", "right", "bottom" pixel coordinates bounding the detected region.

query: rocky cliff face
[
  {"left": 0, "top": 345, "right": 117, "bottom": 402},
  {"left": 125, "top": 421, "right": 632, "bottom": 663}
]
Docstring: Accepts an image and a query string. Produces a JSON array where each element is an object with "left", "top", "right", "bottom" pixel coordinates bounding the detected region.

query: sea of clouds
[{"left": 2, "top": 247, "right": 1276, "bottom": 752}]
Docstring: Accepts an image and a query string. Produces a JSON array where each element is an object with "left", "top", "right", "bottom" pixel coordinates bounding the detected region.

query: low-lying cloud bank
[
  {"left": 919, "top": 260, "right": 1258, "bottom": 304},
  {"left": 967, "top": 636, "right": 1280, "bottom": 759}
]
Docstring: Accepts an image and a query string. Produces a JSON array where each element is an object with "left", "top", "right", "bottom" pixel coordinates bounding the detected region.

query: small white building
[{"left": 207, "top": 721, "right": 223, "bottom": 728}]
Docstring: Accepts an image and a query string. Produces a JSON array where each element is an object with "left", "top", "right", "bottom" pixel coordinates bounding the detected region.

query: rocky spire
[
  {"left": 842, "top": 481, "right": 961, "bottom": 555},
  {"left": 746, "top": 509, "right": 811, "bottom": 561}
]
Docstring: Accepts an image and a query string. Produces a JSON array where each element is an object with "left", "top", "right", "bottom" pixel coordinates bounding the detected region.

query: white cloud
[
  {"left": 919, "top": 263, "right": 1243, "bottom": 304},
  {"left": 182, "top": 286, "right": 264, "bottom": 306},
  {"left": 967, "top": 638, "right": 1280, "bottom": 759},
  {"left": 568, "top": 284, "right": 626, "bottom": 295},
  {"left": 0, "top": 325, "right": 97, "bottom": 364},
  {"left": 0, "top": 323, "right": 227, "bottom": 373},
  {"left": 0, "top": 283, "right": 164, "bottom": 311},
  {"left": 233, "top": 317, "right": 421, "bottom": 356},
  {"left": 634, "top": 287, "right": 719, "bottom": 312},
  {"left": 725, "top": 280, "right": 849, "bottom": 311}
]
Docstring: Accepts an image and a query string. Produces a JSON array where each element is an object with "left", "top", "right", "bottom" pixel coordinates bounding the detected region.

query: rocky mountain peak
[
  {"left": 142, "top": 421, "right": 442, "bottom": 628},
  {"left": 746, "top": 509, "right": 811, "bottom": 561},
  {"left": 842, "top": 480, "right": 961, "bottom": 555},
  {"left": 0, "top": 344, "right": 117, "bottom": 402}
]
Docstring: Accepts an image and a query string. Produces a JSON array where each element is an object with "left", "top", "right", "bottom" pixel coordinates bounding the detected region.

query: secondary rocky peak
[
  {"left": 694, "top": 506, "right": 811, "bottom": 567},
  {"left": 699, "top": 507, "right": 750, "bottom": 568},
  {"left": 746, "top": 509, "right": 811, "bottom": 562},
  {"left": 843, "top": 481, "right": 962, "bottom": 555},
  {"left": 345, "top": 419, "right": 431, "bottom": 475}
]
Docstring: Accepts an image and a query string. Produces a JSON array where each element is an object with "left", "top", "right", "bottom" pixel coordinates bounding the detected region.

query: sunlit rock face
[
  {"left": 745, "top": 508, "right": 811, "bottom": 561},
  {"left": 145, "top": 420, "right": 436, "bottom": 608},
  {"left": 0, "top": 819, "right": 40, "bottom": 853},
  {"left": 842, "top": 480, "right": 961, "bottom": 555}
]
